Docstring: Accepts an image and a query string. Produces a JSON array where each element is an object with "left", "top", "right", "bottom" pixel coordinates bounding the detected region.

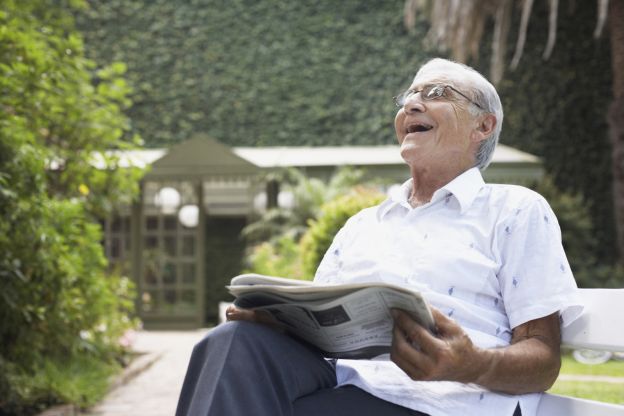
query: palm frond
[
  {"left": 406, "top": 0, "right": 610, "bottom": 83},
  {"left": 594, "top": 0, "right": 610, "bottom": 38},
  {"left": 510, "top": 0, "right": 535, "bottom": 69},
  {"left": 542, "top": 0, "right": 559, "bottom": 60},
  {"left": 491, "top": 0, "right": 512, "bottom": 84}
]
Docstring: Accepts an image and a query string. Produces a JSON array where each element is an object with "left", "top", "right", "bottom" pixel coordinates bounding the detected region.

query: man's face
[{"left": 394, "top": 73, "right": 481, "bottom": 172}]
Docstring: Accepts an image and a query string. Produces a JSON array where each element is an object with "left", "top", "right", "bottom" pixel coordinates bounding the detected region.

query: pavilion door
[
  {"left": 203, "top": 216, "right": 246, "bottom": 324},
  {"left": 139, "top": 181, "right": 203, "bottom": 329}
]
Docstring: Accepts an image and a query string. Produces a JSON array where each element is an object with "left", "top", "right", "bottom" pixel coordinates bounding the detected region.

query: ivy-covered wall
[{"left": 78, "top": 0, "right": 429, "bottom": 147}]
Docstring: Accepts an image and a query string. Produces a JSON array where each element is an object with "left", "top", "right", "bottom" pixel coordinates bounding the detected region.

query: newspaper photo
[{"left": 227, "top": 274, "right": 435, "bottom": 359}]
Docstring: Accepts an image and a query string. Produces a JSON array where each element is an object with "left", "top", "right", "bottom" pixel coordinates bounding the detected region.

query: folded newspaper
[{"left": 227, "top": 274, "right": 435, "bottom": 359}]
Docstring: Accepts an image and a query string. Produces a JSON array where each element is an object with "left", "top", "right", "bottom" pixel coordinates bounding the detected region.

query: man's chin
[{"left": 399, "top": 142, "right": 426, "bottom": 161}]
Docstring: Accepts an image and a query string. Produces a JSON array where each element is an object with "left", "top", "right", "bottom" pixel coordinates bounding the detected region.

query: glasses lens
[
  {"left": 422, "top": 84, "right": 445, "bottom": 100},
  {"left": 394, "top": 84, "right": 447, "bottom": 107},
  {"left": 395, "top": 90, "right": 413, "bottom": 107}
]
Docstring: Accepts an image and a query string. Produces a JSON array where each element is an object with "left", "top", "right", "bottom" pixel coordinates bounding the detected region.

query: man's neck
[{"left": 408, "top": 163, "right": 471, "bottom": 207}]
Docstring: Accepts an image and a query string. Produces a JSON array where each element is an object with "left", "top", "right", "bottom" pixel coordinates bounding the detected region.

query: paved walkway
[{"left": 81, "top": 329, "right": 210, "bottom": 416}]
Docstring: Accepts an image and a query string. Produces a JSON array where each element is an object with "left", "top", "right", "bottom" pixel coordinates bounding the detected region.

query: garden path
[{"left": 81, "top": 329, "right": 209, "bottom": 416}]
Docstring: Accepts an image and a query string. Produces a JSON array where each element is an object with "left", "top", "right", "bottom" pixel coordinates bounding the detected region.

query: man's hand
[
  {"left": 390, "top": 308, "right": 480, "bottom": 384},
  {"left": 390, "top": 308, "right": 562, "bottom": 394},
  {"left": 225, "top": 304, "right": 285, "bottom": 331}
]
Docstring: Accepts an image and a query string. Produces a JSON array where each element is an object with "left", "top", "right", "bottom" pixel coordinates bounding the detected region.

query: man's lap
[{"left": 178, "top": 321, "right": 424, "bottom": 415}]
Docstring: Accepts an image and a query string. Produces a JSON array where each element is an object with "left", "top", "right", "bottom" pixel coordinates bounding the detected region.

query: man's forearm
[
  {"left": 472, "top": 321, "right": 561, "bottom": 394},
  {"left": 391, "top": 310, "right": 562, "bottom": 394}
]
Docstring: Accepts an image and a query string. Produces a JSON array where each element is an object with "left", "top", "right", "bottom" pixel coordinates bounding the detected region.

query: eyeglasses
[{"left": 394, "top": 83, "right": 484, "bottom": 110}]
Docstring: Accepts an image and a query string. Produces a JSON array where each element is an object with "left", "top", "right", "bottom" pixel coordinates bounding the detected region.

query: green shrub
[
  {"left": 245, "top": 186, "right": 385, "bottom": 281},
  {"left": 0, "top": 352, "right": 122, "bottom": 415},
  {"left": 0, "top": 198, "right": 138, "bottom": 414},
  {"left": 242, "top": 166, "right": 368, "bottom": 244},
  {"left": 0, "top": 1, "right": 140, "bottom": 413},
  {"left": 300, "top": 187, "right": 385, "bottom": 279},
  {"left": 245, "top": 234, "right": 304, "bottom": 279},
  {"left": 574, "top": 264, "right": 624, "bottom": 289}
]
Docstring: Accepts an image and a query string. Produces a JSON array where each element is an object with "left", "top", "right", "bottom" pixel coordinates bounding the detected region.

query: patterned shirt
[{"left": 314, "top": 167, "right": 583, "bottom": 416}]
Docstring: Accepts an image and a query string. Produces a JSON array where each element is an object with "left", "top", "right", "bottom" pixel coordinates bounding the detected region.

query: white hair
[{"left": 415, "top": 58, "right": 503, "bottom": 170}]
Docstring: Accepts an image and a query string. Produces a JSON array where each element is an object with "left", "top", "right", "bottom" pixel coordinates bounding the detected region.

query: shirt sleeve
[{"left": 496, "top": 195, "right": 584, "bottom": 329}]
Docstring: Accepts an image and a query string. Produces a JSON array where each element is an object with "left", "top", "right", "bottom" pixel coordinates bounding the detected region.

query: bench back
[
  {"left": 561, "top": 288, "right": 624, "bottom": 352},
  {"left": 536, "top": 288, "right": 624, "bottom": 416}
]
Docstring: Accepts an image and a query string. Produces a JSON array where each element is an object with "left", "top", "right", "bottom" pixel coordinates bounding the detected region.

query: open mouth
[{"left": 406, "top": 123, "right": 433, "bottom": 133}]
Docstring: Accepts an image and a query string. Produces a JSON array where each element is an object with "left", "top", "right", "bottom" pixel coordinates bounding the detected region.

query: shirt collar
[
  {"left": 377, "top": 179, "right": 412, "bottom": 220},
  {"left": 377, "top": 167, "right": 485, "bottom": 220}
]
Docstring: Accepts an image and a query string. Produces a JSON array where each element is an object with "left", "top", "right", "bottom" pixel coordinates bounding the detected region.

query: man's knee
[{"left": 194, "top": 320, "right": 276, "bottom": 355}]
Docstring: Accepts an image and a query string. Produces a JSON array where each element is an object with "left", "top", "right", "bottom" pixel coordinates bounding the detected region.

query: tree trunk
[{"left": 609, "top": 0, "right": 624, "bottom": 261}]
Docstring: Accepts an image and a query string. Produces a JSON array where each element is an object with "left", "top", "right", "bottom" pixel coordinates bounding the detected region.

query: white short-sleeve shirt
[{"left": 314, "top": 167, "right": 583, "bottom": 416}]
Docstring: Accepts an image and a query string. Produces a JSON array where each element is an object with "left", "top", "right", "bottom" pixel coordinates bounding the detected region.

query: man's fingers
[
  {"left": 391, "top": 324, "right": 432, "bottom": 380},
  {"left": 430, "top": 307, "right": 461, "bottom": 336},
  {"left": 225, "top": 305, "right": 257, "bottom": 322},
  {"left": 226, "top": 305, "right": 285, "bottom": 331},
  {"left": 391, "top": 308, "right": 478, "bottom": 383},
  {"left": 393, "top": 309, "right": 443, "bottom": 355},
  {"left": 226, "top": 306, "right": 270, "bottom": 323}
]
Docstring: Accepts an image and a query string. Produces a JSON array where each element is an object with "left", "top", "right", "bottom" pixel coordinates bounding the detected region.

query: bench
[
  {"left": 536, "top": 288, "right": 624, "bottom": 415},
  {"left": 220, "top": 288, "right": 624, "bottom": 414}
]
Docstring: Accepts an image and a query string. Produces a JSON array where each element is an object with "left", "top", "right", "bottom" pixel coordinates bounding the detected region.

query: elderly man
[{"left": 175, "top": 58, "right": 582, "bottom": 416}]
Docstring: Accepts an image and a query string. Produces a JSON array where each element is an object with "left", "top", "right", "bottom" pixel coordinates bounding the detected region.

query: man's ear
[{"left": 472, "top": 114, "right": 497, "bottom": 143}]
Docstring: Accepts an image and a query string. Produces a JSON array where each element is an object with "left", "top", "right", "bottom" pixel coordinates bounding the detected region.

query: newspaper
[{"left": 227, "top": 273, "right": 435, "bottom": 359}]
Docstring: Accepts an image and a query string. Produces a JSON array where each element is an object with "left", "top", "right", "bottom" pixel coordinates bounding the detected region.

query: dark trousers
[{"left": 175, "top": 321, "right": 424, "bottom": 416}]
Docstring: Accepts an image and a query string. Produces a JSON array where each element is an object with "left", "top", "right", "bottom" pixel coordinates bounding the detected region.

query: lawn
[{"left": 547, "top": 354, "right": 624, "bottom": 404}]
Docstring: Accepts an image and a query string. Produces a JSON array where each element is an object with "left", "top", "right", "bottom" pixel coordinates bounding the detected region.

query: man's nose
[{"left": 403, "top": 96, "right": 425, "bottom": 114}]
